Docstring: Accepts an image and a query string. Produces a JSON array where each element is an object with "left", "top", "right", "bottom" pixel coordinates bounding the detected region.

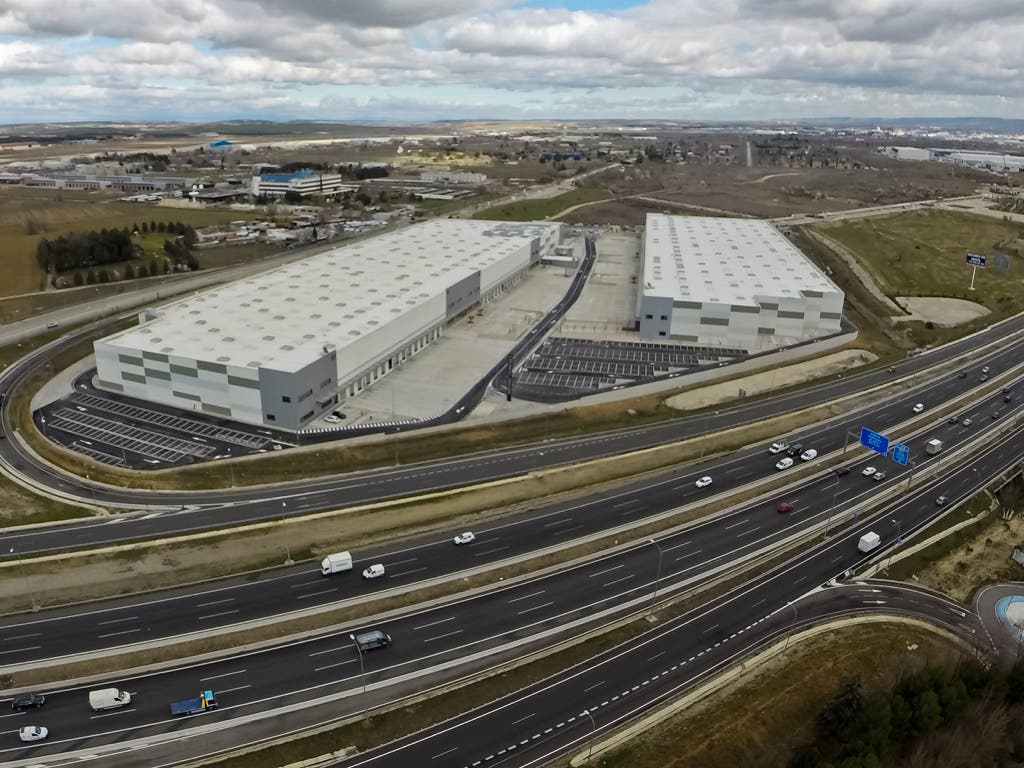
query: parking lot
[{"left": 36, "top": 375, "right": 293, "bottom": 469}]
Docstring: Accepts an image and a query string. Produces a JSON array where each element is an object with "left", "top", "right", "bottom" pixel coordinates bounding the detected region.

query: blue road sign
[
  {"left": 966, "top": 252, "right": 987, "bottom": 268},
  {"left": 860, "top": 427, "right": 890, "bottom": 456},
  {"left": 892, "top": 443, "right": 910, "bottom": 466}
]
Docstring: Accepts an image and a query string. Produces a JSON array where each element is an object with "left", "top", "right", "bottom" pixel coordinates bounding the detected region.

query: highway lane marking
[
  {"left": 198, "top": 609, "right": 239, "bottom": 620},
  {"left": 648, "top": 651, "right": 665, "bottom": 662},
  {"left": 384, "top": 557, "right": 419, "bottom": 567},
  {"left": 674, "top": 549, "right": 703, "bottom": 562},
  {"left": 510, "top": 712, "right": 535, "bottom": 725},
  {"left": 507, "top": 590, "right": 545, "bottom": 604},
  {"left": 195, "top": 598, "right": 235, "bottom": 608},
  {"left": 733, "top": 525, "right": 762, "bottom": 538},
  {"left": 97, "top": 616, "right": 139, "bottom": 626},
  {"left": 661, "top": 539, "right": 691, "bottom": 553},
  {"left": 542, "top": 517, "right": 574, "bottom": 528},
  {"left": 217, "top": 684, "right": 252, "bottom": 694},
  {"left": 423, "top": 629, "right": 463, "bottom": 643},
  {"left": 432, "top": 747, "right": 458, "bottom": 760},
  {"left": 309, "top": 645, "right": 352, "bottom": 657},
  {"left": 97, "top": 629, "right": 140, "bottom": 639},
  {"left": 552, "top": 524, "right": 585, "bottom": 535},
  {"left": 751, "top": 598, "right": 766, "bottom": 608},
  {"left": 200, "top": 669, "right": 247, "bottom": 682},
  {"left": 723, "top": 519, "right": 749, "bottom": 530},
  {"left": 90, "top": 708, "right": 136, "bottom": 719},
  {"left": 612, "top": 499, "right": 640, "bottom": 508},
  {"left": 0, "top": 632, "right": 40, "bottom": 641},
  {"left": 314, "top": 659, "right": 357, "bottom": 672},
  {"left": 702, "top": 623, "right": 719, "bottom": 635},
  {"left": 603, "top": 574, "right": 635, "bottom": 588},
  {"left": 295, "top": 588, "right": 336, "bottom": 600},
  {"left": 734, "top": 470, "right": 758, "bottom": 480},
  {"left": 0, "top": 711, "right": 25, "bottom": 719},
  {"left": 389, "top": 566, "right": 428, "bottom": 578},
  {"left": 517, "top": 601, "right": 555, "bottom": 615},
  {"left": 414, "top": 616, "right": 457, "bottom": 631},
  {"left": 588, "top": 564, "right": 623, "bottom": 578},
  {"left": 474, "top": 546, "right": 510, "bottom": 557},
  {"left": 583, "top": 681, "right": 604, "bottom": 693}
]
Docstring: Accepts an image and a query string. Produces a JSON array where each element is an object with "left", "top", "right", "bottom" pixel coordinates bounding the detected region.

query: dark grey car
[{"left": 12, "top": 693, "right": 46, "bottom": 710}]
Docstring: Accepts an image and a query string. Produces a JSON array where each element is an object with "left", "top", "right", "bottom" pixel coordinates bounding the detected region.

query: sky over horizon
[{"left": 1, "top": 0, "right": 1022, "bottom": 123}]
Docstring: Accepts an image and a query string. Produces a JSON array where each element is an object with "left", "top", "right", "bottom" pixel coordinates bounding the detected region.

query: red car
[{"left": 777, "top": 502, "right": 794, "bottom": 513}]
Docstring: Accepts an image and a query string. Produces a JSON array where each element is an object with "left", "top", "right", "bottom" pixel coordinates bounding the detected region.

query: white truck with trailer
[
  {"left": 320, "top": 551, "right": 353, "bottom": 576},
  {"left": 926, "top": 438, "right": 943, "bottom": 455}
]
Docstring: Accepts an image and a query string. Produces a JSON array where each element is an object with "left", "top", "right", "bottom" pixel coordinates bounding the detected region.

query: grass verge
[
  {"left": 577, "top": 623, "right": 966, "bottom": 768},
  {"left": 473, "top": 184, "right": 610, "bottom": 221}
]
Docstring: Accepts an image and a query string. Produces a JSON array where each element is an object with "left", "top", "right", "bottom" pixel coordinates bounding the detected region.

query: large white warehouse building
[
  {"left": 94, "top": 219, "right": 563, "bottom": 430},
  {"left": 638, "top": 214, "right": 844, "bottom": 349}
]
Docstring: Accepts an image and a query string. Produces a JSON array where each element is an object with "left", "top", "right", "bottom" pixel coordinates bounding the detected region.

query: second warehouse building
[
  {"left": 638, "top": 214, "right": 844, "bottom": 349},
  {"left": 94, "top": 219, "right": 563, "bottom": 430}
]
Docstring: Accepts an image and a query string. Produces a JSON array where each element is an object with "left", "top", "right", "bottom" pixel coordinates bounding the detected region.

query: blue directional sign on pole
[
  {"left": 966, "top": 253, "right": 987, "bottom": 268},
  {"left": 860, "top": 427, "right": 890, "bottom": 457},
  {"left": 892, "top": 443, "right": 911, "bottom": 466}
]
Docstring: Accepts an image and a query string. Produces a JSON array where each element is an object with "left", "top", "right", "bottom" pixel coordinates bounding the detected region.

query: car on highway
[
  {"left": 775, "top": 457, "right": 794, "bottom": 470},
  {"left": 799, "top": 448, "right": 818, "bottom": 461},
  {"left": 935, "top": 495, "right": 948, "bottom": 506},
  {"left": 963, "top": 417, "right": 973, "bottom": 426},
  {"left": 18, "top": 726, "right": 48, "bottom": 743},
  {"left": 453, "top": 531, "right": 476, "bottom": 545},
  {"left": 11, "top": 693, "right": 45, "bottom": 710},
  {"left": 353, "top": 629, "right": 392, "bottom": 651},
  {"left": 912, "top": 403, "right": 925, "bottom": 414},
  {"left": 786, "top": 443, "right": 804, "bottom": 456},
  {"left": 958, "top": 371, "right": 968, "bottom": 379},
  {"left": 777, "top": 502, "right": 794, "bottom": 513},
  {"left": 982, "top": 366, "right": 991, "bottom": 374},
  {"left": 1005, "top": 395, "right": 1013, "bottom": 403},
  {"left": 695, "top": 476, "right": 713, "bottom": 489},
  {"left": 948, "top": 415, "right": 959, "bottom": 424},
  {"left": 862, "top": 466, "right": 876, "bottom": 477},
  {"left": 980, "top": 374, "right": 989, "bottom": 382},
  {"left": 873, "top": 471, "right": 886, "bottom": 482},
  {"left": 834, "top": 466, "right": 850, "bottom": 477},
  {"left": 362, "top": 563, "right": 386, "bottom": 580},
  {"left": 768, "top": 441, "right": 789, "bottom": 454},
  {"left": 992, "top": 412, "right": 1000, "bottom": 420},
  {"left": 45, "top": 321, "right": 59, "bottom": 329}
]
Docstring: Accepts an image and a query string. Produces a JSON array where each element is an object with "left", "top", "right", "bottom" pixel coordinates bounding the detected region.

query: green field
[
  {"left": 0, "top": 187, "right": 258, "bottom": 298},
  {"left": 819, "top": 210, "right": 1024, "bottom": 312},
  {"left": 472, "top": 184, "right": 610, "bottom": 221}
]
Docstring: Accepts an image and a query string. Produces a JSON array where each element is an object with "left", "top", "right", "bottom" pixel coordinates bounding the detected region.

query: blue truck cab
[{"left": 170, "top": 690, "right": 218, "bottom": 716}]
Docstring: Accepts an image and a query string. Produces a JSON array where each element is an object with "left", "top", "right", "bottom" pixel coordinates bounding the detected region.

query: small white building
[
  {"left": 638, "top": 214, "right": 844, "bottom": 350},
  {"left": 421, "top": 170, "right": 488, "bottom": 185}
]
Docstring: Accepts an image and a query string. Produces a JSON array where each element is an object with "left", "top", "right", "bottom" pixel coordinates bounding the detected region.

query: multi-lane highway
[
  {"left": 4, "top": 344, "right": 1022, "bottom": 664},
  {"left": 4, "top": 311, "right": 1024, "bottom": 560},
  {"left": 4, "top": 409, "right": 1017, "bottom": 767}
]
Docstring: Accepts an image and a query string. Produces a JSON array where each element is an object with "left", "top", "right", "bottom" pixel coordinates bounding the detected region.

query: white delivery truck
[
  {"left": 926, "top": 438, "right": 943, "bottom": 455},
  {"left": 89, "top": 688, "right": 132, "bottom": 711},
  {"left": 857, "top": 532, "right": 881, "bottom": 554},
  {"left": 320, "top": 551, "right": 353, "bottom": 576}
]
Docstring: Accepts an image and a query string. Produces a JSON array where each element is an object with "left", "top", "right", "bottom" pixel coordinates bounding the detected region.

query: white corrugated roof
[
  {"left": 101, "top": 219, "right": 557, "bottom": 372},
  {"left": 642, "top": 214, "right": 839, "bottom": 305}
]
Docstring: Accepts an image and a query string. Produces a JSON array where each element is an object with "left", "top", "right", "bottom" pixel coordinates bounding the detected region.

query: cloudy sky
[{"left": 1, "top": 0, "right": 1022, "bottom": 123}]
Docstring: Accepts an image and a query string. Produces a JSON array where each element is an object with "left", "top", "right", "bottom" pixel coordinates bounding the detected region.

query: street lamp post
[
  {"left": 648, "top": 538, "right": 664, "bottom": 618},
  {"left": 582, "top": 708, "right": 597, "bottom": 765},
  {"left": 349, "top": 633, "right": 366, "bottom": 693},
  {"left": 886, "top": 517, "right": 903, "bottom": 572}
]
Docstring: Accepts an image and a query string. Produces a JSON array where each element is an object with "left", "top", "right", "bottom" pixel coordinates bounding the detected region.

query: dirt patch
[
  {"left": 894, "top": 296, "right": 991, "bottom": 327},
  {"left": 664, "top": 349, "right": 878, "bottom": 411},
  {"left": 907, "top": 513, "right": 1023, "bottom": 602}
]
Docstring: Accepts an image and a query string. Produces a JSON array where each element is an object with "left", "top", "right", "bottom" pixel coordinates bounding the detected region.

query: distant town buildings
[
  {"left": 251, "top": 170, "right": 357, "bottom": 199},
  {"left": 0, "top": 171, "right": 188, "bottom": 191},
  {"left": 881, "top": 146, "right": 1024, "bottom": 172}
]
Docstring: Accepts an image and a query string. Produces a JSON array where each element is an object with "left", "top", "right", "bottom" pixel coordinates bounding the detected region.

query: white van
[
  {"left": 89, "top": 688, "right": 132, "bottom": 711},
  {"left": 320, "top": 551, "right": 353, "bottom": 576},
  {"left": 857, "top": 532, "right": 881, "bottom": 554}
]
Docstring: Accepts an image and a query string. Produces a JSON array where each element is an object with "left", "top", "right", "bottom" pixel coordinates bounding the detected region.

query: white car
[
  {"left": 912, "top": 403, "right": 925, "bottom": 414},
  {"left": 361, "top": 563, "right": 386, "bottom": 580},
  {"left": 775, "top": 457, "right": 794, "bottom": 470},
  {"left": 768, "top": 442, "right": 789, "bottom": 455},
  {"left": 862, "top": 466, "right": 876, "bottom": 476},
  {"left": 695, "top": 476, "right": 713, "bottom": 489},
  {"left": 18, "top": 726, "right": 48, "bottom": 743},
  {"left": 453, "top": 531, "right": 476, "bottom": 545},
  {"left": 800, "top": 448, "right": 818, "bottom": 461},
  {"left": 324, "top": 414, "right": 341, "bottom": 424}
]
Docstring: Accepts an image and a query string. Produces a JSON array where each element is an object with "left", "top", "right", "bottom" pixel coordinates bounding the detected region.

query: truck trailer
[
  {"left": 170, "top": 690, "right": 218, "bottom": 716},
  {"left": 926, "top": 438, "right": 943, "bottom": 455}
]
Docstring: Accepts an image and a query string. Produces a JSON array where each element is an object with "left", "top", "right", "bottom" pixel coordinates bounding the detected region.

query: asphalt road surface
[{"left": 3, "top": 411, "right": 1021, "bottom": 767}]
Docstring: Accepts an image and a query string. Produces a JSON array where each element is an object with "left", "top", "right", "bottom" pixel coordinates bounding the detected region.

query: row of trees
[
  {"left": 36, "top": 221, "right": 199, "bottom": 275},
  {"left": 790, "top": 660, "right": 1024, "bottom": 768}
]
